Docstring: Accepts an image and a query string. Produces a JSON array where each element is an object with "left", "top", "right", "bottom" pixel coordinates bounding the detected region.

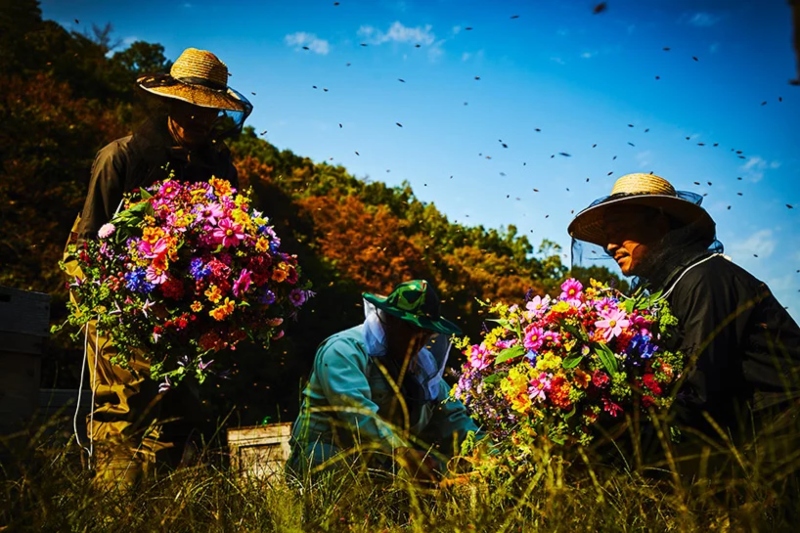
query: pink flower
[
  {"left": 211, "top": 218, "right": 245, "bottom": 248},
  {"left": 542, "top": 330, "right": 561, "bottom": 347},
  {"left": 139, "top": 237, "right": 168, "bottom": 259},
  {"left": 525, "top": 295, "right": 550, "bottom": 318},
  {"left": 232, "top": 268, "right": 252, "bottom": 297},
  {"left": 523, "top": 325, "right": 545, "bottom": 352},
  {"left": 98, "top": 223, "right": 116, "bottom": 239},
  {"left": 145, "top": 265, "right": 168, "bottom": 284},
  {"left": 559, "top": 279, "right": 583, "bottom": 303},
  {"left": 529, "top": 372, "right": 552, "bottom": 402},
  {"left": 594, "top": 297, "right": 617, "bottom": 314},
  {"left": 468, "top": 344, "right": 492, "bottom": 370},
  {"left": 595, "top": 309, "right": 630, "bottom": 341},
  {"left": 194, "top": 202, "right": 225, "bottom": 226}
]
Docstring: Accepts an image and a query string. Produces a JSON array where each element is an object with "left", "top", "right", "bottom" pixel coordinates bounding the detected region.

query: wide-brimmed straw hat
[
  {"left": 568, "top": 173, "right": 716, "bottom": 247},
  {"left": 137, "top": 48, "right": 251, "bottom": 113},
  {"left": 363, "top": 280, "right": 462, "bottom": 336}
]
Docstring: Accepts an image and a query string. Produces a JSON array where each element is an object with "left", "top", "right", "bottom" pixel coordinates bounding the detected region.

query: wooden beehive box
[
  {"left": 227, "top": 422, "right": 293, "bottom": 482},
  {"left": 0, "top": 286, "right": 50, "bottom": 429}
]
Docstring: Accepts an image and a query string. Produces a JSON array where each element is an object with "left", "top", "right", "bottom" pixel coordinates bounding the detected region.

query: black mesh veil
[{"left": 570, "top": 191, "right": 724, "bottom": 294}]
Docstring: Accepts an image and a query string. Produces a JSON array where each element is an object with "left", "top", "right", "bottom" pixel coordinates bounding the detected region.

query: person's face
[
  {"left": 385, "top": 316, "right": 434, "bottom": 362},
  {"left": 168, "top": 100, "right": 220, "bottom": 146},
  {"left": 603, "top": 206, "right": 670, "bottom": 276}
]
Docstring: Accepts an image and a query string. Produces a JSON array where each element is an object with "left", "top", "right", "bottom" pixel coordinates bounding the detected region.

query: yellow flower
[
  {"left": 501, "top": 366, "right": 532, "bottom": 414},
  {"left": 209, "top": 177, "right": 232, "bottom": 197},
  {"left": 551, "top": 301, "right": 570, "bottom": 313},
  {"left": 190, "top": 301, "right": 203, "bottom": 312},
  {"left": 210, "top": 298, "right": 235, "bottom": 321},
  {"left": 205, "top": 284, "right": 223, "bottom": 304},
  {"left": 142, "top": 226, "right": 165, "bottom": 244},
  {"left": 255, "top": 237, "right": 270, "bottom": 253},
  {"left": 534, "top": 351, "right": 562, "bottom": 372}
]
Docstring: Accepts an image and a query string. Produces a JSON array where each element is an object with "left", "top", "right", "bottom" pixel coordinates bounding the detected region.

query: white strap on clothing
[
  {"left": 660, "top": 253, "right": 723, "bottom": 300},
  {"left": 73, "top": 318, "right": 99, "bottom": 470}
]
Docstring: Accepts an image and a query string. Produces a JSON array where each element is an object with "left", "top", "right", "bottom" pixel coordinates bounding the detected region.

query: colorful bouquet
[
  {"left": 61, "top": 178, "right": 313, "bottom": 388},
  {"left": 451, "top": 278, "right": 683, "bottom": 451}
]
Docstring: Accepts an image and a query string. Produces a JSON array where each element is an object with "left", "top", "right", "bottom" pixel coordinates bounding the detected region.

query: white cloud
[
  {"left": 728, "top": 229, "right": 776, "bottom": 260},
  {"left": 635, "top": 150, "right": 653, "bottom": 169},
  {"left": 284, "top": 32, "right": 330, "bottom": 55},
  {"left": 451, "top": 25, "right": 461, "bottom": 35},
  {"left": 358, "top": 21, "right": 435, "bottom": 46},
  {"left": 461, "top": 52, "right": 471, "bottom": 61},
  {"left": 550, "top": 56, "right": 565, "bottom": 65},
  {"left": 580, "top": 51, "right": 597, "bottom": 59},
  {"left": 122, "top": 36, "right": 139, "bottom": 46},
  {"left": 740, "top": 156, "right": 781, "bottom": 183},
  {"left": 687, "top": 12, "right": 721, "bottom": 27}
]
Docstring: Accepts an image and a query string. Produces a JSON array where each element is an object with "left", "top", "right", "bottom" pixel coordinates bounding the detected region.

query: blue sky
[{"left": 42, "top": 0, "right": 800, "bottom": 317}]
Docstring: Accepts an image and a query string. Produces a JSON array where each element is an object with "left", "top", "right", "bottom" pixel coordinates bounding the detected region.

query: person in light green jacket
[{"left": 287, "top": 280, "right": 481, "bottom": 481}]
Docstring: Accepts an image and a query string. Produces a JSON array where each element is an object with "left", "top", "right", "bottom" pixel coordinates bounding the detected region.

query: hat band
[{"left": 174, "top": 75, "right": 227, "bottom": 92}]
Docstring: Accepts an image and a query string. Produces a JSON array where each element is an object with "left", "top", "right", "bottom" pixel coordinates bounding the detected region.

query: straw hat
[
  {"left": 363, "top": 280, "right": 462, "bottom": 336},
  {"left": 137, "top": 48, "right": 250, "bottom": 112},
  {"left": 568, "top": 173, "right": 716, "bottom": 246}
]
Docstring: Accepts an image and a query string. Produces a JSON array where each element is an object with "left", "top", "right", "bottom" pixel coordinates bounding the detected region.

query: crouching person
[{"left": 287, "top": 280, "right": 481, "bottom": 483}]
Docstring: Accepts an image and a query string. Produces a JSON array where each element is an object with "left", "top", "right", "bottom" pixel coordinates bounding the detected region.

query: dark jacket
[
  {"left": 76, "top": 117, "right": 238, "bottom": 242},
  {"left": 656, "top": 252, "right": 800, "bottom": 436}
]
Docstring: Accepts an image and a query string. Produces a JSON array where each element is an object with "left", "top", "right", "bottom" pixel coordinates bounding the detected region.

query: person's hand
[{"left": 394, "top": 447, "right": 439, "bottom": 483}]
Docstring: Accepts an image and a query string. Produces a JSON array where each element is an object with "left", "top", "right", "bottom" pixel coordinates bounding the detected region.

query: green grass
[{"left": 1, "top": 414, "right": 798, "bottom": 532}]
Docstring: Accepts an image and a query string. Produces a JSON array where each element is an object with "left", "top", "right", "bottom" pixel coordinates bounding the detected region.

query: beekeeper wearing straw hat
[
  {"left": 64, "top": 48, "right": 253, "bottom": 489},
  {"left": 568, "top": 173, "right": 800, "bottom": 463}
]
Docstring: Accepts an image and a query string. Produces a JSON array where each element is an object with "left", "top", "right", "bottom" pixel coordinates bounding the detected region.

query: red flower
[
  {"left": 548, "top": 375, "right": 572, "bottom": 410},
  {"left": 602, "top": 397, "right": 622, "bottom": 417},
  {"left": 160, "top": 277, "right": 185, "bottom": 300},
  {"left": 642, "top": 373, "right": 662, "bottom": 395},
  {"left": 592, "top": 369, "right": 610, "bottom": 389}
]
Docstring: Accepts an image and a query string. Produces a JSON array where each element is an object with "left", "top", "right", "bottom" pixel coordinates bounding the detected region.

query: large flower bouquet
[
  {"left": 60, "top": 178, "right": 313, "bottom": 388},
  {"left": 452, "top": 278, "right": 683, "bottom": 453}
]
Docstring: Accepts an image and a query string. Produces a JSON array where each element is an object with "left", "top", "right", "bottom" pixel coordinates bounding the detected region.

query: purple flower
[
  {"left": 288, "top": 288, "right": 308, "bottom": 307},
  {"left": 198, "top": 359, "right": 214, "bottom": 371},
  {"left": 189, "top": 258, "right": 211, "bottom": 279},
  {"left": 259, "top": 288, "right": 276, "bottom": 305}
]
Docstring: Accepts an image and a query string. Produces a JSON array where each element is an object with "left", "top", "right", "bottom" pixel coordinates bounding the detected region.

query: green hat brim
[{"left": 363, "top": 292, "right": 462, "bottom": 336}]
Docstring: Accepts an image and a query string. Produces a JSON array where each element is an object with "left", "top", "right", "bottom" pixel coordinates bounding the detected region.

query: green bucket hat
[{"left": 363, "top": 280, "right": 462, "bottom": 336}]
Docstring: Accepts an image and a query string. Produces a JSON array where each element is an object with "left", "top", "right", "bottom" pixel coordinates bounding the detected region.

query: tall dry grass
[{"left": 1, "top": 407, "right": 798, "bottom": 532}]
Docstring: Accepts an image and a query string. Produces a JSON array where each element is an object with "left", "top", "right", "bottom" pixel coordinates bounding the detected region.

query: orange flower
[
  {"left": 272, "top": 265, "right": 289, "bottom": 283},
  {"left": 573, "top": 369, "right": 591, "bottom": 389},
  {"left": 190, "top": 301, "right": 203, "bottom": 312},
  {"left": 210, "top": 298, "right": 235, "bottom": 321}
]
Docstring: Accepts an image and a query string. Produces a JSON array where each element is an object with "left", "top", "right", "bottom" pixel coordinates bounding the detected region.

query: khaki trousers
[{"left": 64, "top": 216, "right": 196, "bottom": 489}]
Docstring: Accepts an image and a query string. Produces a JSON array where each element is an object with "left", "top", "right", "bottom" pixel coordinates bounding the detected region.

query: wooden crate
[
  {"left": 0, "top": 286, "right": 50, "bottom": 428},
  {"left": 227, "top": 422, "right": 293, "bottom": 482}
]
